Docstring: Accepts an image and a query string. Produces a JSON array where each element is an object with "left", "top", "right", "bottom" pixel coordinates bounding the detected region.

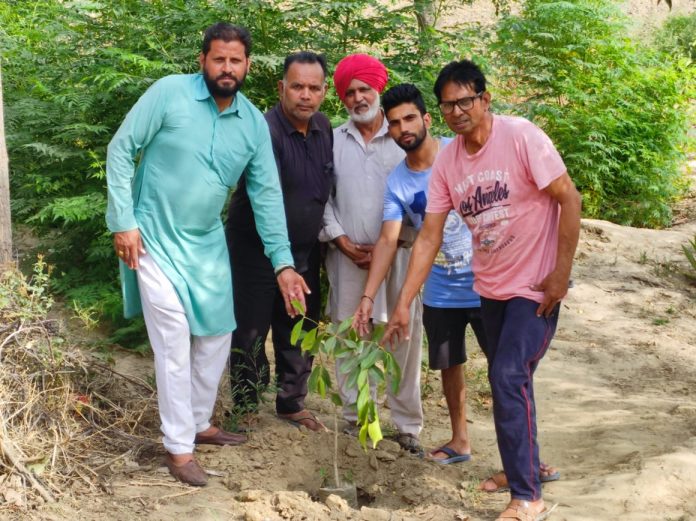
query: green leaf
[
  {"left": 320, "top": 366, "right": 333, "bottom": 391},
  {"left": 344, "top": 339, "right": 359, "bottom": 350},
  {"left": 310, "top": 336, "right": 323, "bottom": 356},
  {"left": 384, "top": 352, "right": 402, "bottom": 394},
  {"left": 357, "top": 368, "right": 368, "bottom": 388},
  {"left": 358, "top": 422, "right": 369, "bottom": 450},
  {"left": 324, "top": 335, "right": 337, "bottom": 353},
  {"left": 371, "top": 323, "right": 385, "bottom": 342},
  {"left": 359, "top": 347, "right": 381, "bottom": 369},
  {"left": 330, "top": 392, "right": 343, "bottom": 407},
  {"left": 317, "top": 374, "right": 326, "bottom": 398},
  {"left": 337, "top": 316, "right": 353, "bottom": 334},
  {"left": 333, "top": 344, "right": 352, "bottom": 358},
  {"left": 291, "top": 299, "right": 305, "bottom": 315},
  {"left": 307, "top": 365, "right": 321, "bottom": 394},
  {"left": 338, "top": 356, "right": 360, "bottom": 375},
  {"left": 290, "top": 319, "right": 304, "bottom": 345},
  {"left": 356, "top": 384, "right": 370, "bottom": 423},
  {"left": 300, "top": 327, "right": 317, "bottom": 352},
  {"left": 367, "top": 412, "right": 383, "bottom": 448},
  {"left": 346, "top": 366, "right": 360, "bottom": 390},
  {"left": 368, "top": 365, "right": 385, "bottom": 385}
]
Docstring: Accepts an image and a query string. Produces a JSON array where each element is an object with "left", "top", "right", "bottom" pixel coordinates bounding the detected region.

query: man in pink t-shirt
[{"left": 384, "top": 60, "right": 581, "bottom": 521}]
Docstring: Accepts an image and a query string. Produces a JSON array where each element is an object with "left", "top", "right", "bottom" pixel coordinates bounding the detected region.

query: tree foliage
[
  {"left": 655, "top": 12, "right": 696, "bottom": 62},
  {"left": 493, "top": 0, "right": 694, "bottom": 228},
  {"left": 0, "top": 0, "right": 474, "bottom": 323},
  {"left": 1, "top": 0, "right": 693, "bottom": 326}
]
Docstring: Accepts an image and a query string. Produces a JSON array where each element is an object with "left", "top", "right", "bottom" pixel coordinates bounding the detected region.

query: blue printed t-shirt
[{"left": 382, "top": 138, "right": 479, "bottom": 308}]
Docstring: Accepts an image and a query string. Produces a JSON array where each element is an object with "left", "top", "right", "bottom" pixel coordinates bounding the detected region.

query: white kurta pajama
[{"left": 320, "top": 117, "right": 424, "bottom": 436}]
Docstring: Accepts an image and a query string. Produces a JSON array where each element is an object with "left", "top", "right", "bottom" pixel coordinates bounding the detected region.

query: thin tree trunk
[
  {"left": 0, "top": 65, "right": 12, "bottom": 266},
  {"left": 414, "top": 0, "right": 437, "bottom": 33}
]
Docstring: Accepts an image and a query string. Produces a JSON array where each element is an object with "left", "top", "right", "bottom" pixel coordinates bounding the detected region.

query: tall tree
[{"left": 0, "top": 65, "right": 11, "bottom": 266}]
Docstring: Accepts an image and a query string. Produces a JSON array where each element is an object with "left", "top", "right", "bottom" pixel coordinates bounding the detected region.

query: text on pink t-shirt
[{"left": 426, "top": 114, "right": 566, "bottom": 303}]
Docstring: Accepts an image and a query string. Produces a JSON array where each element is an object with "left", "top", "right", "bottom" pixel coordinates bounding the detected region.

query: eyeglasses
[{"left": 439, "top": 92, "right": 483, "bottom": 115}]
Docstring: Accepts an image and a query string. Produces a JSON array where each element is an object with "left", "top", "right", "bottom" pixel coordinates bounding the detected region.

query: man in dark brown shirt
[{"left": 226, "top": 52, "right": 333, "bottom": 430}]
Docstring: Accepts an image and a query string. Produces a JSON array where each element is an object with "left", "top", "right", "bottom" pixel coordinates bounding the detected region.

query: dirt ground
[
  {"left": 4, "top": 158, "right": 693, "bottom": 521},
  {"left": 3, "top": 2, "right": 696, "bottom": 518}
]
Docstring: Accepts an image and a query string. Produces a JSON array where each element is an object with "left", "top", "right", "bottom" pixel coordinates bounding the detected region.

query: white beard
[{"left": 348, "top": 96, "right": 381, "bottom": 124}]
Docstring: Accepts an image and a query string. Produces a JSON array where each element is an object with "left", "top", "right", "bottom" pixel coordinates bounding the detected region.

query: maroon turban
[{"left": 333, "top": 54, "right": 388, "bottom": 101}]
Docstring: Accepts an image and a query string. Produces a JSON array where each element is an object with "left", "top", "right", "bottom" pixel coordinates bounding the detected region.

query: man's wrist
[
  {"left": 274, "top": 264, "right": 295, "bottom": 276},
  {"left": 333, "top": 235, "right": 348, "bottom": 248}
]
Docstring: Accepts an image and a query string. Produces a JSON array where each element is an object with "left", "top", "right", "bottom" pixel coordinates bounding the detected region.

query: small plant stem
[{"left": 333, "top": 407, "right": 340, "bottom": 488}]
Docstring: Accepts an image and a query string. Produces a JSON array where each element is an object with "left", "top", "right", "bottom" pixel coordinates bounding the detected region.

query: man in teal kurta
[{"left": 106, "top": 23, "right": 309, "bottom": 487}]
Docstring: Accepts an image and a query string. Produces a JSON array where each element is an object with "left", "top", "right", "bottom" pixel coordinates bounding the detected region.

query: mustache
[{"left": 215, "top": 73, "right": 238, "bottom": 81}]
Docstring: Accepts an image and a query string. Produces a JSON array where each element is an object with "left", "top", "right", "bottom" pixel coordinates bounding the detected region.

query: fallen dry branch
[
  {"left": 0, "top": 266, "right": 160, "bottom": 513},
  {"left": 0, "top": 427, "right": 55, "bottom": 503}
]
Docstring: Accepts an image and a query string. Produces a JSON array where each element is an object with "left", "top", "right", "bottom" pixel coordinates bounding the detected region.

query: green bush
[
  {"left": 656, "top": 13, "right": 696, "bottom": 61},
  {"left": 493, "top": 0, "right": 694, "bottom": 228},
  {"left": 1, "top": 0, "right": 474, "bottom": 331}
]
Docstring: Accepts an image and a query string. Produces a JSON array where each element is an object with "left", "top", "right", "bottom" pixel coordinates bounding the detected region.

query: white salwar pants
[{"left": 136, "top": 253, "right": 231, "bottom": 454}]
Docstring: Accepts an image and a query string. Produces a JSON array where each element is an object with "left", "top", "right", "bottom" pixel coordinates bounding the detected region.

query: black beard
[
  {"left": 397, "top": 129, "right": 427, "bottom": 151},
  {"left": 203, "top": 71, "right": 245, "bottom": 99}
]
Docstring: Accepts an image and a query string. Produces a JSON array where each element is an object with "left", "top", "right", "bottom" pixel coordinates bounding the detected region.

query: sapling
[{"left": 290, "top": 301, "right": 401, "bottom": 489}]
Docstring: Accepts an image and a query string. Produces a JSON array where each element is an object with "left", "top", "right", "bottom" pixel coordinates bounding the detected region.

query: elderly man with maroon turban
[{"left": 319, "top": 54, "right": 424, "bottom": 455}]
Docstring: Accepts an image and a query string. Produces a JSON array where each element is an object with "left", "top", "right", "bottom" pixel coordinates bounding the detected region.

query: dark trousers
[
  {"left": 228, "top": 236, "right": 321, "bottom": 415},
  {"left": 480, "top": 296, "right": 559, "bottom": 501}
]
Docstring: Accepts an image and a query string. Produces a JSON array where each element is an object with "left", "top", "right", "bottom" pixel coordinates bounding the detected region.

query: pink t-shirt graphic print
[{"left": 427, "top": 115, "right": 567, "bottom": 303}]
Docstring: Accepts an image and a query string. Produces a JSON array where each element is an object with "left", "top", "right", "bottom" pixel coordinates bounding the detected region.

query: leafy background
[{"left": 0, "top": 0, "right": 694, "bottom": 334}]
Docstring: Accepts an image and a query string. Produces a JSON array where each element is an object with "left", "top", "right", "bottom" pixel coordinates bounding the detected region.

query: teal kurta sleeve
[
  {"left": 245, "top": 120, "right": 295, "bottom": 270},
  {"left": 105, "top": 80, "right": 167, "bottom": 232}
]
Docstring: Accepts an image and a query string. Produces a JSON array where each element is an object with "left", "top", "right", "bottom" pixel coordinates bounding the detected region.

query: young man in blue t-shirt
[{"left": 352, "top": 83, "right": 486, "bottom": 463}]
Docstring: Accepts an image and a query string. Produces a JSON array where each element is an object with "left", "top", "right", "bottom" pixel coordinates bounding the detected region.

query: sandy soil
[
  {"left": 5, "top": 160, "right": 693, "bottom": 521},
  {"left": 3, "top": 2, "right": 695, "bottom": 517}
]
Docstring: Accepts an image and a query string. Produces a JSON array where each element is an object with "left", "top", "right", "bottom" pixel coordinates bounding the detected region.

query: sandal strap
[{"left": 496, "top": 502, "right": 542, "bottom": 521}]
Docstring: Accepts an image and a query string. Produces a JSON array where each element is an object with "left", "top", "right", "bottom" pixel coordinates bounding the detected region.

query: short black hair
[
  {"left": 202, "top": 23, "right": 252, "bottom": 57},
  {"left": 381, "top": 83, "right": 427, "bottom": 118},
  {"left": 433, "top": 60, "right": 487, "bottom": 102},
  {"left": 283, "top": 51, "right": 328, "bottom": 79}
]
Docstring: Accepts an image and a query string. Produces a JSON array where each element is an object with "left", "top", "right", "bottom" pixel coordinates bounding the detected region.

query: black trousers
[{"left": 228, "top": 233, "right": 321, "bottom": 415}]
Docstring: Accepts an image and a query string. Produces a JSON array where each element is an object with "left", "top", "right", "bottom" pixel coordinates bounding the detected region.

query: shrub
[
  {"left": 656, "top": 13, "right": 696, "bottom": 62},
  {"left": 493, "top": 0, "right": 694, "bottom": 228},
  {"left": 1, "top": 0, "right": 474, "bottom": 330}
]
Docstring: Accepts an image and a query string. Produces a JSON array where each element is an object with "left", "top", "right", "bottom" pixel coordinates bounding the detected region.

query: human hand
[
  {"left": 530, "top": 269, "right": 570, "bottom": 317},
  {"left": 382, "top": 303, "right": 411, "bottom": 349},
  {"left": 277, "top": 269, "right": 311, "bottom": 317},
  {"left": 334, "top": 236, "right": 373, "bottom": 269},
  {"left": 352, "top": 295, "right": 374, "bottom": 337},
  {"left": 113, "top": 229, "right": 146, "bottom": 270}
]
